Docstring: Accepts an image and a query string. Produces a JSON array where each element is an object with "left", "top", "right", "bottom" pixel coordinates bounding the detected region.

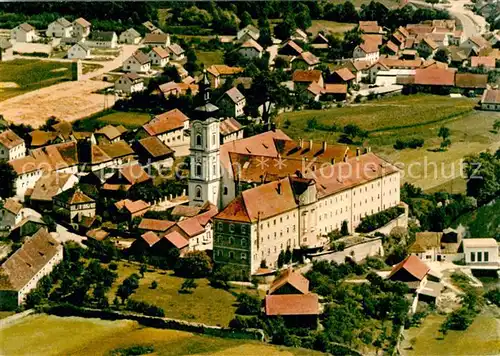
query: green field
[
  {"left": 0, "top": 59, "right": 72, "bottom": 101},
  {"left": 197, "top": 51, "right": 224, "bottom": 68},
  {"left": 327, "top": 0, "right": 401, "bottom": 9},
  {"left": 308, "top": 20, "right": 356, "bottom": 36},
  {"left": 0, "top": 314, "right": 322, "bottom": 356},
  {"left": 96, "top": 111, "right": 152, "bottom": 128},
  {"left": 401, "top": 312, "right": 500, "bottom": 355},
  {"left": 453, "top": 200, "right": 500, "bottom": 238},
  {"left": 108, "top": 261, "right": 261, "bottom": 327},
  {"left": 279, "top": 95, "right": 500, "bottom": 192}
]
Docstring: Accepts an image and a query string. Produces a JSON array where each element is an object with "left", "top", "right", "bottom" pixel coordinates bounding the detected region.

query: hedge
[{"left": 355, "top": 206, "right": 405, "bottom": 233}]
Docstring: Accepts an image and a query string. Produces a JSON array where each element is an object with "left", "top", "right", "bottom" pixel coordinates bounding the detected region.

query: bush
[
  {"left": 174, "top": 251, "right": 213, "bottom": 278},
  {"left": 236, "top": 293, "right": 261, "bottom": 315},
  {"left": 126, "top": 299, "right": 165, "bottom": 317},
  {"left": 150, "top": 281, "right": 158, "bottom": 289},
  {"left": 110, "top": 344, "right": 155, "bottom": 356},
  {"left": 229, "top": 315, "right": 263, "bottom": 329},
  {"left": 394, "top": 138, "right": 424, "bottom": 150},
  {"left": 109, "top": 262, "right": 118, "bottom": 271},
  {"left": 484, "top": 289, "right": 500, "bottom": 307},
  {"left": 355, "top": 206, "right": 405, "bottom": 233}
]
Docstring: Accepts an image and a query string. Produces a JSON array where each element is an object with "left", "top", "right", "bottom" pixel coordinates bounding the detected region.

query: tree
[
  {"left": 434, "top": 48, "right": 449, "bottom": 63},
  {"left": 277, "top": 250, "right": 285, "bottom": 268},
  {"left": 425, "top": 0, "right": 440, "bottom": 7},
  {"left": 139, "top": 264, "right": 147, "bottom": 278},
  {"left": 438, "top": 126, "right": 451, "bottom": 150},
  {"left": 284, "top": 247, "right": 292, "bottom": 264},
  {"left": 341, "top": 220, "right": 349, "bottom": 236},
  {"left": 417, "top": 45, "right": 432, "bottom": 59},
  {"left": 210, "top": 264, "right": 235, "bottom": 289},
  {"left": 179, "top": 278, "right": 197, "bottom": 293},
  {"left": 342, "top": 27, "right": 363, "bottom": 57},
  {"left": 236, "top": 292, "right": 261, "bottom": 315},
  {"left": 174, "top": 251, "right": 213, "bottom": 278},
  {"left": 464, "top": 152, "right": 500, "bottom": 205},
  {"left": 150, "top": 280, "right": 158, "bottom": 289},
  {"left": 0, "top": 161, "right": 16, "bottom": 199},
  {"left": 184, "top": 48, "right": 199, "bottom": 73},
  {"left": 274, "top": 14, "right": 296, "bottom": 40},
  {"left": 493, "top": 120, "right": 500, "bottom": 133},
  {"left": 294, "top": 3, "right": 312, "bottom": 30},
  {"left": 240, "top": 11, "right": 253, "bottom": 29}
]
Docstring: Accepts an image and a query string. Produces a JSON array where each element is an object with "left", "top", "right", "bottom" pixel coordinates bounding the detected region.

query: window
[
  {"left": 477, "top": 252, "right": 482, "bottom": 262},
  {"left": 470, "top": 252, "right": 475, "bottom": 262},
  {"left": 212, "top": 133, "right": 216, "bottom": 146},
  {"left": 223, "top": 186, "right": 228, "bottom": 195},
  {"left": 484, "top": 251, "right": 489, "bottom": 262},
  {"left": 241, "top": 253, "right": 247, "bottom": 260},
  {"left": 212, "top": 164, "right": 216, "bottom": 176},
  {"left": 196, "top": 163, "right": 202, "bottom": 177},
  {"left": 195, "top": 185, "right": 202, "bottom": 199},
  {"left": 229, "top": 251, "right": 234, "bottom": 259},
  {"left": 229, "top": 224, "right": 234, "bottom": 233},
  {"left": 196, "top": 134, "right": 202, "bottom": 146}
]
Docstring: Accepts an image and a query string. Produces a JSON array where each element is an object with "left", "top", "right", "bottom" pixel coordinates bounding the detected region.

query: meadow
[
  {"left": 0, "top": 314, "right": 322, "bottom": 356},
  {"left": 197, "top": 50, "right": 224, "bottom": 68},
  {"left": 0, "top": 59, "right": 72, "bottom": 101},
  {"left": 278, "top": 95, "right": 500, "bottom": 192},
  {"left": 401, "top": 311, "right": 500, "bottom": 355},
  {"left": 453, "top": 200, "right": 500, "bottom": 238},
  {"left": 107, "top": 261, "right": 262, "bottom": 327},
  {"left": 307, "top": 20, "right": 356, "bottom": 36}
]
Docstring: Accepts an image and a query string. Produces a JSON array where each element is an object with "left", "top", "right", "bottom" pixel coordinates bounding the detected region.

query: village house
[
  {"left": 134, "top": 136, "right": 174, "bottom": 169},
  {"left": 412, "top": 67, "right": 456, "bottom": 88},
  {"left": 67, "top": 42, "right": 91, "bottom": 59},
  {"left": 28, "top": 172, "right": 78, "bottom": 211},
  {"left": 290, "top": 28, "right": 309, "bottom": 43},
  {"left": 0, "top": 228, "right": 63, "bottom": 310},
  {"left": 9, "top": 156, "right": 45, "bottom": 198},
  {"left": 138, "top": 218, "right": 175, "bottom": 235},
  {"left": 461, "top": 36, "right": 490, "bottom": 55},
  {"left": 10, "top": 23, "right": 36, "bottom": 43},
  {"left": 206, "top": 65, "right": 244, "bottom": 89},
  {"left": 122, "top": 51, "right": 151, "bottom": 73},
  {"left": 167, "top": 43, "right": 185, "bottom": 61},
  {"left": 236, "top": 25, "right": 260, "bottom": 43},
  {"left": 388, "top": 255, "right": 431, "bottom": 291},
  {"left": 0, "top": 129, "right": 25, "bottom": 161},
  {"left": 238, "top": 39, "right": 263, "bottom": 59},
  {"left": 53, "top": 187, "right": 96, "bottom": 224},
  {"left": 46, "top": 17, "right": 72, "bottom": 38},
  {"left": 449, "top": 30, "right": 465, "bottom": 46},
  {"left": 359, "top": 21, "right": 384, "bottom": 34},
  {"left": 0, "top": 198, "right": 23, "bottom": 230},
  {"left": 217, "top": 87, "right": 246, "bottom": 117},
  {"left": 72, "top": 17, "right": 91, "bottom": 39},
  {"left": 158, "top": 81, "right": 199, "bottom": 98},
  {"left": 470, "top": 56, "right": 496, "bottom": 70},
  {"left": 87, "top": 31, "right": 118, "bottom": 48},
  {"left": 311, "top": 33, "right": 329, "bottom": 50},
  {"left": 264, "top": 269, "right": 320, "bottom": 328},
  {"left": 460, "top": 238, "right": 499, "bottom": 268},
  {"left": 119, "top": 28, "right": 141, "bottom": 44},
  {"left": 278, "top": 40, "right": 303, "bottom": 57},
  {"left": 331, "top": 67, "right": 356, "bottom": 86},
  {"left": 292, "top": 51, "right": 320, "bottom": 70},
  {"left": 480, "top": 89, "right": 500, "bottom": 111},
  {"left": 139, "top": 109, "right": 190, "bottom": 154},
  {"left": 291, "top": 69, "right": 324, "bottom": 89},
  {"left": 417, "top": 37, "right": 439, "bottom": 58},
  {"left": 455, "top": 73, "right": 488, "bottom": 93},
  {"left": 9, "top": 215, "right": 47, "bottom": 241},
  {"left": 409, "top": 229, "right": 463, "bottom": 262},
  {"left": 115, "top": 73, "right": 145, "bottom": 95},
  {"left": 102, "top": 163, "right": 152, "bottom": 194},
  {"left": 219, "top": 117, "right": 244, "bottom": 144},
  {"left": 115, "top": 199, "right": 151, "bottom": 221},
  {"left": 93, "top": 125, "right": 127, "bottom": 144},
  {"left": 148, "top": 46, "right": 170, "bottom": 67},
  {"left": 429, "top": 32, "right": 449, "bottom": 47},
  {"left": 143, "top": 33, "right": 171, "bottom": 47},
  {"left": 0, "top": 38, "right": 13, "bottom": 61},
  {"left": 214, "top": 149, "right": 401, "bottom": 277},
  {"left": 132, "top": 230, "right": 189, "bottom": 257}
]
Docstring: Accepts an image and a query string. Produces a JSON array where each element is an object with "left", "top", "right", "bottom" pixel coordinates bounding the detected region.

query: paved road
[
  {"left": 409, "top": 0, "right": 487, "bottom": 38},
  {"left": 81, "top": 44, "right": 139, "bottom": 80}
]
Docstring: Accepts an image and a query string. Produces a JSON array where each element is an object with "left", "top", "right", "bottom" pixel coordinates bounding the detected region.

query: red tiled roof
[
  {"left": 358, "top": 37, "right": 380, "bottom": 53},
  {"left": 292, "top": 69, "right": 322, "bottom": 83},
  {"left": 386, "top": 41, "right": 399, "bottom": 54},
  {"left": 335, "top": 68, "right": 356, "bottom": 82},
  {"left": 269, "top": 269, "right": 310, "bottom": 295},
  {"left": 307, "top": 81, "right": 323, "bottom": 96},
  {"left": 143, "top": 33, "right": 169, "bottom": 44},
  {"left": 414, "top": 67, "right": 455, "bottom": 86},
  {"left": 481, "top": 89, "right": 500, "bottom": 104},
  {"left": 220, "top": 117, "right": 243, "bottom": 136},
  {"left": 280, "top": 40, "right": 303, "bottom": 55},
  {"left": 241, "top": 39, "right": 263, "bottom": 52},
  {"left": 164, "top": 230, "right": 189, "bottom": 249},
  {"left": 138, "top": 218, "right": 175, "bottom": 232},
  {"left": 143, "top": 108, "right": 189, "bottom": 136},
  {"left": 141, "top": 231, "right": 160, "bottom": 247},
  {"left": 455, "top": 73, "right": 488, "bottom": 89},
  {"left": 0, "top": 130, "right": 23, "bottom": 149},
  {"left": 151, "top": 46, "right": 170, "bottom": 59},
  {"left": 470, "top": 56, "right": 495, "bottom": 69},
  {"left": 265, "top": 294, "right": 319, "bottom": 316},
  {"left": 299, "top": 51, "right": 320, "bottom": 66},
  {"left": 363, "top": 34, "right": 383, "bottom": 47},
  {"left": 2, "top": 199, "right": 22, "bottom": 215},
  {"left": 206, "top": 65, "right": 244, "bottom": 77},
  {"left": 115, "top": 199, "right": 150, "bottom": 214},
  {"left": 120, "top": 164, "right": 151, "bottom": 185},
  {"left": 388, "top": 255, "right": 430, "bottom": 281},
  {"left": 137, "top": 136, "right": 174, "bottom": 158}
]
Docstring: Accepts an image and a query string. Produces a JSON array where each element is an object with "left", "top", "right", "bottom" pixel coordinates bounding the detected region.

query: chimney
[
  {"left": 322, "top": 141, "right": 327, "bottom": 152},
  {"left": 309, "top": 139, "right": 313, "bottom": 149},
  {"left": 356, "top": 147, "right": 361, "bottom": 156},
  {"left": 277, "top": 182, "right": 282, "bottom": 194}
]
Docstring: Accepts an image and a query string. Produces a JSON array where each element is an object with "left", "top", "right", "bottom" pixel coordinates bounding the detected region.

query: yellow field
[{"left": 0, "top": 314, "right": 323, "bottom": 356}]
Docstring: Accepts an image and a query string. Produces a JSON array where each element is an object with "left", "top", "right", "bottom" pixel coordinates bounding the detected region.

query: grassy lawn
[
  {"left": 452, "top": 200, "right": 500, "bottom": 238},
  {"left": 1, "top": 314, "right": 322, "bottom": 356},
  {"left": 96, "top": 111, "right": 152, "bottom": 128},
  {"left": 108, "top": 261, "right": 262, "bottom": 327},
  {"left": 278, "top": 94, "right": 500, "bottom": 192},
  {"left": 197, "top": 50, "right": 224, "bottom": 67},
  {"left": 0, "top": 59, "right": 72, "bottom": 101},
  {"left": 401, "top": 312, "right": 500, "bottom": 355},
  {"left": 308, "top": 20, "right": 356, "bottom": 36},
  {"left": 82, "top": 63, "right": 104, "bottom": 74}
]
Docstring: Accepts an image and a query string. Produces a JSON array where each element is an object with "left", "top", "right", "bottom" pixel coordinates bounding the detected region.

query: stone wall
[{"left": 307, "top": 237, "right": 384, "bottom": 265}]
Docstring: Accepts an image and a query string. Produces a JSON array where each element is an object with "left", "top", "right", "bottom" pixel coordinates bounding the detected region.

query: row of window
[
  {"left": 216, "top": 249, "right": 247, "bottom": 260},
  {"left": 470, "top": 251, "right": 489, "bottom": 262}
]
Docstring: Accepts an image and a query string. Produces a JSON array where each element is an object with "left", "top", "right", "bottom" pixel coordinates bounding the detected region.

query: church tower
[{"left": 188, "top": 70, "right": 222, "bottom": 208}]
